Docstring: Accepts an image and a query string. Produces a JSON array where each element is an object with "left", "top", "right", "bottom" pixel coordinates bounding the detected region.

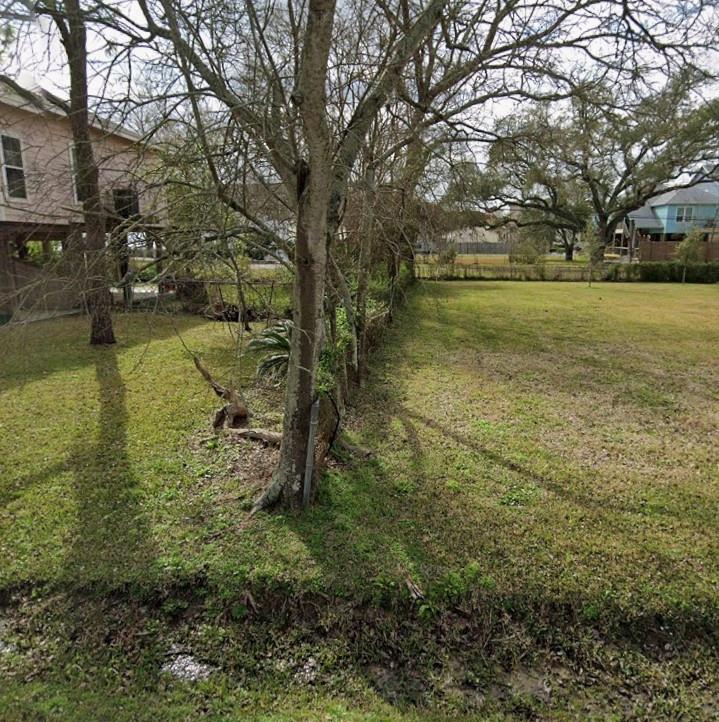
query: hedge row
[{"left": 605, "top": 261, "right": 719, "bottom": 283}]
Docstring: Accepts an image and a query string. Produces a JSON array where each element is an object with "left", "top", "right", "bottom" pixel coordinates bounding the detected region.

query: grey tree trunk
[
  {"left": 253, "top": 162, "right": 331, "bottom": 511},
  {"left": 57, "top": 0, "right": 116, "bottom": 345},
  {"left": 593, "top": 217, "right": 617, "bottom": 265}
]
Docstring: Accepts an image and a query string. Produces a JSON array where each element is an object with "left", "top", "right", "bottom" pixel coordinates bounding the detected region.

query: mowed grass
[
  {"left": 0, "top": 312, "right": 278, "bottom": 590},
  {"left": 1, "top": 283, "right": 718, "bottom": 616},
  {"left": 1, "top": 282, "right": 719, "bottom": 719},
  {"left": 334, "top": 282, "right": 719, "bottom": 620}
]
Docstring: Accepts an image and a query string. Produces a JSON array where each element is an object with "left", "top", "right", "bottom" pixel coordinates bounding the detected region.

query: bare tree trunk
[
  {"left": 354, "top": 166, "right": 375, "bottom": 385},
  {"left": 593, "top": 217, "right": 616, "bottom": 265},
  {"left": 254, "top": 164, "right": 330, "bottom": 511},
  {"left": 56, "top": 0, "right": 116, "bottom": 345},
  {"left": 564, "top": 236, "right": 575, "bottom": 261},
  {"left": 252, "top": 0, "right": 337, "bottom": 511}
]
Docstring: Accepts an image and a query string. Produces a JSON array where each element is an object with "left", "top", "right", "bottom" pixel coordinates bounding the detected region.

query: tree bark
[
  {"left": 354, "top": 166, "right": 375, "bottom": 385},
  {"left": 58, "top": 0, "right": 116, "bottom": 345},
  {"left": 252, "top": 0, "right": 337, "bottom": 511},
  {"left": 593, "top": 217, "right": 617, "bottom": 264},
  {"left": 253, "top": 163, "right": 330, "bottom": 512}
]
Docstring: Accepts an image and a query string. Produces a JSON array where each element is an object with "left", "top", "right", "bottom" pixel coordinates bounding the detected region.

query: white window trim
[
  {"left": 1, "top": 132, "right": 29, "bottom": 202},
  {"left": 676, "top": 206, "right": 695, "bottom": 223}
]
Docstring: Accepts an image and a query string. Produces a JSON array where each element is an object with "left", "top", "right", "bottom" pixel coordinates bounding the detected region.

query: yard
[{"left": 1, "top": 282, "right": 718, "bottom": 720}]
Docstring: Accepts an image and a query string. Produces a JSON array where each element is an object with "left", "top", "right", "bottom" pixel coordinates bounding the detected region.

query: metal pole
[{"left": 302, "top": 396, "right": 321, "bottom": 508}]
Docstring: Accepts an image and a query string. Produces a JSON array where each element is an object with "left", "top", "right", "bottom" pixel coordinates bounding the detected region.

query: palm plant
[{"left": 246, "top": 320, "right": 293, "bottom": 382}]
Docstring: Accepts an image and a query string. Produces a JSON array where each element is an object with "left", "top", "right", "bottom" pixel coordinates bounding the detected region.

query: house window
[
  {"left": 113, "top": 188, "right": 140, "bottom": 219},
  {"left": 676, "top": 206, "right": 694, "bottom": 223},
  {"left": 1, "top": 135, "right": 27, "bottom": 199}
]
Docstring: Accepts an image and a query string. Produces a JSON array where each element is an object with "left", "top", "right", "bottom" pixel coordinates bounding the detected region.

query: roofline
[
  {"left": 651, "top": 201, "right": 719, "bottom": 207},
  {"left": 0, "top": 75, "right": 145, "bottom": 145}
]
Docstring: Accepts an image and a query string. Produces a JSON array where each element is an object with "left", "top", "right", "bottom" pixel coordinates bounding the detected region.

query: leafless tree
[
  {"left": 482, "top": 73, "right": 719, "bottom": 261},
  {"left": 4, "top": 0, "right": 718, "bottom": 508},
  {"left": 4, "top": 0, "right": 116, "bottom": 342}
]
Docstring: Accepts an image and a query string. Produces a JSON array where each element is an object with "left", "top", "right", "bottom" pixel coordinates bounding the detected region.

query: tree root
[
  {"left": 330, "top": 438, "right": 373, "bottom": 460},
  {"left": 193, "top": 355, "right": 250, "bottom": 429},
  {"left": 249, "top": 473, "right": 285, "bottom": 516}
]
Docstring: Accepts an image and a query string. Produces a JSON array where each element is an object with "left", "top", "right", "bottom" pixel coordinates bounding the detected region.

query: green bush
[
  {"left": 246, "top": 320, "right": 293, "bottom": 382},
  {"left": 509, "top": 239, "right": 543, "bottom": 265},
  {"left": 134, "top": 266, "right": 158, "bottom": 283},
  {"left": 438, "top": 243, "right": 458, "bottom": 265},
  {"left": 601, "top": 261, "right": 719, "bottom": 283},
  {"left": 634, "top": 261, "right": 719, "bottom": 283}
]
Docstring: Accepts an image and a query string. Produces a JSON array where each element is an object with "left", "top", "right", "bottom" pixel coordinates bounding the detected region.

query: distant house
[
  {"left": 0, "top": 75, "right": 167, "bottom": 316},
  {"left": 415, "top": 224, "right": 505, "bottom": 255},
  {"left": 620, "top": 176, "right": 719, "bottom": 261},
  {"left": 414, "top": 207, "right": 509, "bottom": 255}
]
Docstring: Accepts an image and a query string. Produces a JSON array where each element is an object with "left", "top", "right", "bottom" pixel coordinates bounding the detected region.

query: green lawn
[{"left": 1, "top": 282, "right": 718, "bottom": 719}]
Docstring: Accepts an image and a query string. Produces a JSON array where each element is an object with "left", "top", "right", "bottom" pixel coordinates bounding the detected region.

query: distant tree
[
  {"left": 443, "top": 158, "right": 590, "bottom": 261},
  {"left": 508, "top": 210, "right": 554, "bottom": 264},
  {"left": 485, "top": 73, "right": 719, "bottom": 263},
  {"left": 676, "top": 227, "right": 704, "bottom": 282},
  {"left": 582, "top": 220, "right": 604, "bottom": 287}
]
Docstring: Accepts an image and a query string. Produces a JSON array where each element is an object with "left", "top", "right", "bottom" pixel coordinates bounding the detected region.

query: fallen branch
[
  {"left": 193, "top": 355, "right": 250, "bottom": 430},
  {"left": 223, "top": 427, "right": 282, "bottom": 445},
  {"left": 330, "top": 437, "right": 374, "bottom": 460}
]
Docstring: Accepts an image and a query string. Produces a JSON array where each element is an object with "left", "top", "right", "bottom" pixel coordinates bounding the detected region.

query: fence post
[{"left": 302, "top": 397, "right": 321, "bottom": 508}]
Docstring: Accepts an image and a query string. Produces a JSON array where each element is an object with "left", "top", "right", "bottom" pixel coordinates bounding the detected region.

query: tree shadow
[
  {"left": 275, "top": 284, "right": 718, "bottom": 714},
  {"left": 64, "top": 349, "right": 156, "bottom": 586},
  {"left": 0, "top": 312, "right": 206, "bottom": 391},
  {"left": 285, "top": 279, "right": 717, "bottom": 617}
]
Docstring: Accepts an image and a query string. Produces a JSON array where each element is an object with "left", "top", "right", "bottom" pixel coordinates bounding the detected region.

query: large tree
[
  {"left": 9, "top": 0, "right": 715, "bottom": 508},
  {"left": 13, "top": 0, "right": 119, "bottom": 344},
  {"left": 484, "top": 74, "right": 719, "bottom": 261}
]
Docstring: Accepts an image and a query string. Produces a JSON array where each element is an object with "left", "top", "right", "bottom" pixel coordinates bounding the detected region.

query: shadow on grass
[
  {"left": 0, "top": 348, "right": 157, "bottom": 585},
  {"left": 282, "top": 281, "right": 718, "bottom": 628},
  {"left": 0, "top": 312, "right": 206, "bottom": 391},
  {"left": 64, "top": 349, "right": 157, "bottom": 586}
]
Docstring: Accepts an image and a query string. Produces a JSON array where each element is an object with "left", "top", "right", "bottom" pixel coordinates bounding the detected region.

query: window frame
[
  {"left": 112, "top": 186, "right": 140, "bottom": 219},
  {"left": 1, "top": 133, "right": 28, "bottom": 201},
  {"left": 675, "top": 206, "right": 695, "bottom": 223}
]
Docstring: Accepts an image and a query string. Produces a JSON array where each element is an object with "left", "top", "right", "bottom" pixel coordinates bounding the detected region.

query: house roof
[
  {"left": 627, "top": 204, "right": 663, "bottom": 230},
  {"left": 649, "top": 182, "right": 719, "bottom": 207},
  {"left": 626, "top": 178, "right": 719, "bottom": 230},
  {"left": 0, "top": 74, "right": 143, "bottom": 144}
]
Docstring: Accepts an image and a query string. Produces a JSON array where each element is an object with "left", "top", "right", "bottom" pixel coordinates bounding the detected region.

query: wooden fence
[
  {"left": 639, "top": 239, "right": 719, "bottom": 262},
  {"left": 415, "top": 263, "right": 592, "bottom": 281}
]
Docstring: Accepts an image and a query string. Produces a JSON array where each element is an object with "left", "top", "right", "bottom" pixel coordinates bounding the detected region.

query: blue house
[
  {"left": 624, "top": 177, "right": 719, "bottom": 261},
  {"left": 629, "top": 179, "right": 719, "bottom": 241}
]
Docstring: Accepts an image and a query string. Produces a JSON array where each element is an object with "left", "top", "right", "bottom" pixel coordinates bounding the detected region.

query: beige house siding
[
  {"left": 443, "top": 226, "right": 502, "bottom": 245},
  {"left": 0, "top": 94, "right": 167, "bottom": 230}
]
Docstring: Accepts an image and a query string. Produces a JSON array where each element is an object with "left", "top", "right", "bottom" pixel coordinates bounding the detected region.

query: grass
[
  {"left": 1, "top": 282, "right": 718, "bottom": 719},
  {"left": 418, "top": 253, "right": 589, "bottom": 266}
]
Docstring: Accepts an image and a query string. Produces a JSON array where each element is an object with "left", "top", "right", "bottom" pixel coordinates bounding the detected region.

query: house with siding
[
  {"left": 625, "top": 176, "right": 719, "bottom": 261},
  {"left": 0, "top": 75, "right": 167, "bottom": 316}
]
